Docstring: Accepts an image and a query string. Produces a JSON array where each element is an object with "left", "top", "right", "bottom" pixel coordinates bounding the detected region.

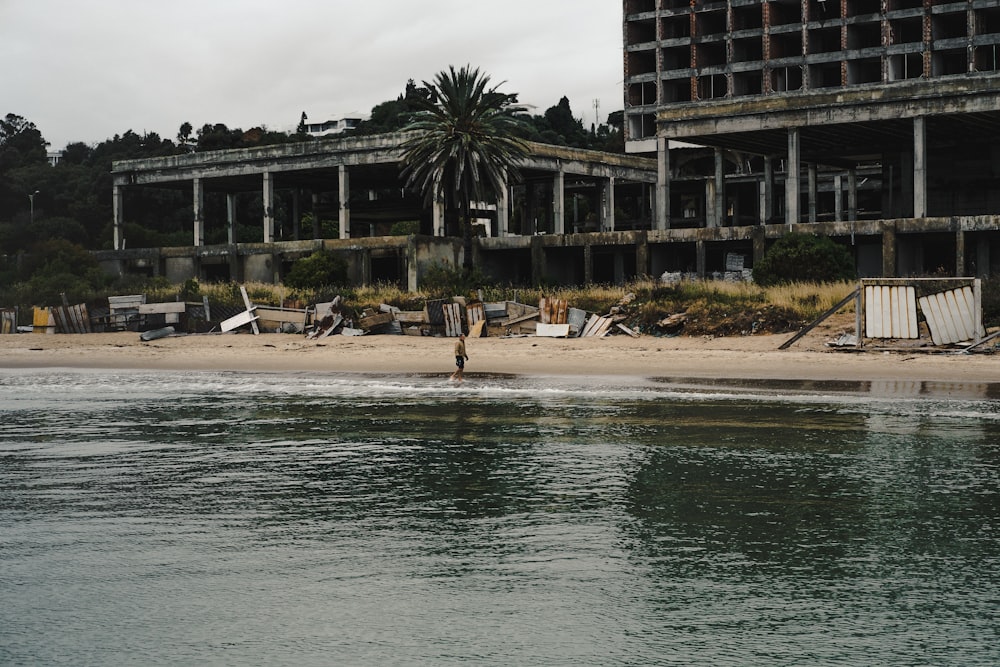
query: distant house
[
  {"left": 47, "top": 151, "right": 63, "bottom": 167},
  {"left": 301, "top": 113, "right": 368, "bottom": 138}
]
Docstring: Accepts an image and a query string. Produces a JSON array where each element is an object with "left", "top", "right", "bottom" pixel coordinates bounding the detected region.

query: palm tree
[{"left": 400, "top": 65, "right": 530, "bottom": 271}]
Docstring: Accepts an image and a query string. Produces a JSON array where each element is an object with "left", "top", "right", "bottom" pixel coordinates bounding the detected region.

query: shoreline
[{"left": 1, "top": 329, "right": 997, "bottom": 385}]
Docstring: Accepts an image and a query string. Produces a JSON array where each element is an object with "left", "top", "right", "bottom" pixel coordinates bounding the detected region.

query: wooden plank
[
  {"left": 581, "top": 314, "right": 601, "bottom": 337},
  {"left": 358, "top": 312, "right": 394, "bottom": 330},
  {"left": 395, "top": 311, "right": 425, "bottom": 324},
  {"left": 469, "top": 319, "right": 486, "bottom": 338},
  {"left": 779, "top": 288, "right": 860, "bottom": 350},
  {"left": 616, "top": 323, "right": 641, "bottom": 338},
  {"left": 466, "top": 302, "right": 486, "bottom": 327},
  {"left": 238, "top": 286, "right": 259, "bottom": 335},
  {"left": 138, "top": 302, "right": 187, "bottom": 315},
  {"left": 536, "top": 323, "right": 570, "bottom": 337},
  {"left": 220, "top": 309, "right": 259, "bottom": 332}
]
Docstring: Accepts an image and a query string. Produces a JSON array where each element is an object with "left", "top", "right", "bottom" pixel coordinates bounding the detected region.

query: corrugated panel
[
  {"left": 0, "top": 309, "right": 15, "bottom": 334},
  {"left": 425, "top": 299, "right": 446, "bottom": 325},
  {"left": 919, "top": 286, "right": 980, "bottom": 345},
  {"left": 442, "top": 303, "right": 463, "bottom": 337},
  {"left": 864, "top": 285, "right": 917, "bottom": 339},
  {"left": 52, "top": 304, "right": 91, "bottom": 334}
]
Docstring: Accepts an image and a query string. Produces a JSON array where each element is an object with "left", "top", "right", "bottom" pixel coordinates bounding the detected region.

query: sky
[{"left": 1, "top": 0, "right": 624, "bottom": 151}]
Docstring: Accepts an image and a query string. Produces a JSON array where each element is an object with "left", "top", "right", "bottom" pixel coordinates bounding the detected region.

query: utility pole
[{"left": 593, "top": 99, "right": 600, "bottom": 130}]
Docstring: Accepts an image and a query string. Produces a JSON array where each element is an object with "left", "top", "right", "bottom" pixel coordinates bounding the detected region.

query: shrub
[
  {"left": 389, "top": 220, "right": 420, "bottom": 236},
  {"left": 420, "top": 262, "right": 491, "bottom": 298},
  {"left": 284, "top": 249, "right": 349, "bottom": 289},
  {"left": 753, "top": 233, "right": 856, "bottom": 286}
]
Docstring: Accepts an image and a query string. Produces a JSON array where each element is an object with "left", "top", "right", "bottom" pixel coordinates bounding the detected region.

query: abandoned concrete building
[
  {"left": 101, "top": 0, "right": 1000, "bottom": 287},
  {"left": 623, "top": 0, "right": 1000, "bottom": 278}
]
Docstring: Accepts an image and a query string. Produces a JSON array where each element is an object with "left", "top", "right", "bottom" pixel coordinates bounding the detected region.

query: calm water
[{"left": 1, "top": 369, "right": 999, "bottom": 666}]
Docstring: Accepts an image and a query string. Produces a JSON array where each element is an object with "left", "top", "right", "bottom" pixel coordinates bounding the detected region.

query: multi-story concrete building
[{"left": 623, "top": 0, "right": 1000, "bottom": 277}]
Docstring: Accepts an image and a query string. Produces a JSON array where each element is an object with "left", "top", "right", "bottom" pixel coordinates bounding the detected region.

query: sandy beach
[{"left": 1, "top": 320, "right": 997, "bottom": 384}]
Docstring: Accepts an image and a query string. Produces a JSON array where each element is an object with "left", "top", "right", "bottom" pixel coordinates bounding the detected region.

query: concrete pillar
[
  {"left": 604, "top": 177, "right": 616, "bottom": 231},
  {"left": 848, "top": 168, "right": 858, "bottom": 222},
  {"left": 262, "top": 172, "right": 275, "bottom": 243},
  {"left": 807, "top": 163, "right": 817, "bottom": 223},
  {"left": 913, "top": 116, "right": 927, "bottom": 218},
  {"left": 696, "top": 239, "right": 706, "bottom": 278},
  {"left": 786, "top": 128, "right": 801, "bottom": 226},
  {"left": 311, "top": 193, "right": 320, "bottom": 239},
  {"left": 497, "top": 176, "right": 510, "bottom": 237},
  {"left": 656, "top": 137, "right": 670, "bottom": 230},
  {"left": 112, "top": 184, "right": 124, "bottom": 250},
  {"left": 553, "top": 169, "right": 565, "bottom": 235},
  {"left": 752, "top": 225, "right": 766, "bottom": 266},
  {"left": 976, "top": 238, "right": 991, "bottom": 278},
  {"left": 833, "top": 174, "right": 843, "bottom": 222},
  {"left": 530, "top": 235, "right": 546, "bottom": 284},
  {"left": 614, "top": 251, "right": 625, "bottom": 285},
  {"left": 433, "top": 196, "right": 445, "bottom": 237},
  {"left": 406, "top": 235, "right": 419, "bottom": 292},
  {"left": 338, "top": 165, "right": 350, "bottom": 239},
  {"left": 956, "top": 229, "right": 966, "bottom": 277},
  {"left": 291, "top": 190, "right": 300, "bottom": 241},
  {"left": 705, "top": 179, "right": 717, "bottom": 228},
  {"left": 882, "top": 222, "right": 897, "bottom": 277},
  {"left": 226, "top": 193, "right": 237, "bottom": 244},
  {"left": 583, "top": 244, "right": 593, "bottom": 284},
  {"left": 193, "top": 178, "right": 205, "bottom": 246},
  {"left": 714, "top": 147, "right": 725, "bottom": 226},
  {"left": 761, "top": 156, "right": 773, "bottom": 224},
  {"left": 636, "top": 231, "right": 650, "bottom": 278}
]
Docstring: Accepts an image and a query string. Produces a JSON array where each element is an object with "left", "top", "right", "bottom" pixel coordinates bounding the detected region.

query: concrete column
[
  {"left": 913, "top": 116, "right": 927, "bottom": 218},
  {"left": 433, "top": 197, "right": 445, "bottom": 237},
  {"left": 406, "top": 236, "right": 419, "bottom": 292},
  {"left": 193, "top": 178, "right": 205, "bottom": 246},
  {"left": 807, "top": 163, "right": 817, "bottom": 222},
  {"left": 291, "top": 190, "right": 300, "bottom": 241},
  {"left": 714, "top": 147, "right": 725, "bottom": 226},
  {"left": 786, "top": 128, "right": 801, "bottom": 227},
  {"left": 614, "top": 251, "right": 625, "bottom": 285},
  {"left": 956, "top": 230, "right": 966, "bottom": 277},
  {"left": 583, "top": 244, "right": 593, "bottom": 284},
  {"left": 656, "top": 137, "right": 670, "bottom": 230},
  {"left": 311, "top": 193, "right": 320, "bottom": 239},
  {"left": 976, "top": 238, "right": 991, "bottom": 278},
  {"left": 530, "top": 235, "right": 546, "bottom": 284},
  {"left": 696, "top": 239, "right": 706, "bottom": 278},
  {"left": 848, "top": 168, "right": 858, "bottom": 222},
  {"left": 497, "top": 176, "right": 510, "bottom": 237},
  {"left": 752, "top": 225, "right": 766, "bottom": 266},
  {"left": 705, "top": 179, "right": 717, "bottom": 228},
  {"left": 338, "top": 165, "right": 350, "bottom": 239},
  {"left": 112, "top": 184, "right": 124, "bottom": 250},
  {"left": 603, "top": 176, "right": 615, "bottom": 232},
  {"left": 636, "top": 231, "right": 650, "bottom": 277},
  {"left": 262, "top": 172, "right": 275, "bottom": 243},
  {"left": 833, "top": 174, "right": 843, "bottom": 222},
  {"left": 553, "top": 169, "right": 565, "bottom": 235},
  {"left": 761, "top": 156, "right": 773, "bottom": 224},
  {"left": 882, "top": 222, "right": 897, "bottom": 277},
  {"left": 226, "top": 193, "right": 237, "bottom": 244}
]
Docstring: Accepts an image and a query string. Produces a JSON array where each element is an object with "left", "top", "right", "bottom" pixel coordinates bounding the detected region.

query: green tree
[
  {"left": 753, "top": 233, "right": 856, "bottom": 286},
  {"left": 284, "top": 249, "right": 349, "bottom": 289},
  {"left": 400, "top": 65, "right": 529, "bottom": 271}
]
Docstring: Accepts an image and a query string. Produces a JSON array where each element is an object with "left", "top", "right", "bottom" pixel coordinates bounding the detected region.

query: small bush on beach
[{"left": 754, "top": 233, "right": 856, "bottom": 286}]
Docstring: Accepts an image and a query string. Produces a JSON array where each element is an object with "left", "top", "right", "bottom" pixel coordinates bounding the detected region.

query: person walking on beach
[{"left": 450, "top": 333, "right": 468, "bottom": 382}]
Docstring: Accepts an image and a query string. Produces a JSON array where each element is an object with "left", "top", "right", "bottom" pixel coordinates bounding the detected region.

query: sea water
[{"left": 1, "top": 369, "right": 998, "bottom": 666}]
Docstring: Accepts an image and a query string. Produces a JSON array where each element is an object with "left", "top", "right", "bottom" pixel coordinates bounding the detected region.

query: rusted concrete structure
[
  {"left": 106, "top": 133, "right": 658, "bottom": 288},
  {"left": 624, "top": 0, "right": 1000, "bottom": 278}
]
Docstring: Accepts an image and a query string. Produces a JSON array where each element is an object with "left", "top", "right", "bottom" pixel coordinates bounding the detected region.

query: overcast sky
[{"left": 2, "top": 0, "right": 624, "bottom": 151}]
